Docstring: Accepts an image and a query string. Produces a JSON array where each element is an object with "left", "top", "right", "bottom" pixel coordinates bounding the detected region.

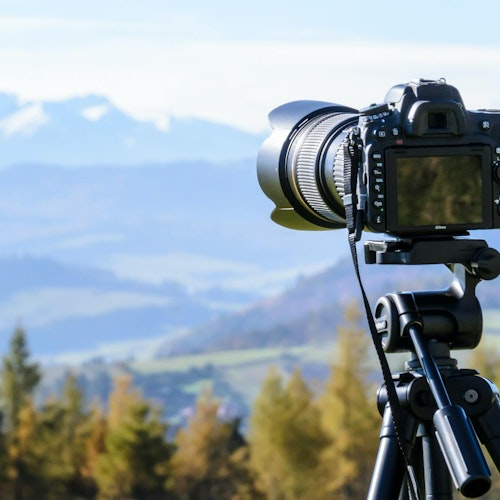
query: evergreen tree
[
  {"left": 249, "top": 367, "right": 328, "bottom": 500},
  {"left": 316, "top": 302, "right": 380, "bottom": 499},
  {"left": 41, "top": 374, "right": 96, "bottom": 498},
  {"left": 0, "top": 326, "right": 41, "bottom": 499},
  {"left": 6, "top": 400, "right": 40, "bottom": 499},
  {"left": 4, "top": 374, "right": 96, "bottom": 499},
  {"left": 1, "top": 326, "right": 41, "bottom": 433},
  {"left": 94, "top": 375, "right": 172, "bottom": 500},
  {"left": 170, "top": 387, "right": 250, "bottom": 500}
]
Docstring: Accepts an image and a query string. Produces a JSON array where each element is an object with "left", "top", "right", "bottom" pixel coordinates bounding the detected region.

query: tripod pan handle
[{"left": 434, "top": 405, "right": 491, "bottom": 498}]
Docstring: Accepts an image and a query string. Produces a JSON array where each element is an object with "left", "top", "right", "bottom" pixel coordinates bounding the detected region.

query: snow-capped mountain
[{"left": 0, "top": 93, "right": 264, "bottom": 166}]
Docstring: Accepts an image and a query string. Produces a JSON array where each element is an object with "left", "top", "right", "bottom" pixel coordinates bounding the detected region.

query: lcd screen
[{"left": 396, "top": 155, "right": 483, "bottom": 227}]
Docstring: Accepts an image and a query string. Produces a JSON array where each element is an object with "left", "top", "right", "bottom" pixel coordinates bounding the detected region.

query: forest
[{"left": 1, "top": 304, "right": 499, "bottom": 500}]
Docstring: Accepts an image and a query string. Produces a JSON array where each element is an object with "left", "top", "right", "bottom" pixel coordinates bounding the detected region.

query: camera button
[
  {"left": 391, "top": 126, "right": 402, "bottom": 137},
  {"left": 374, "top": 127, "right": 388, "bottom": 140},
  {"left": 372, "top": 214, "right": 384, "bottom": 225},
  {"left": 480, "top": 120, "right": 491, "bottom": 131}
]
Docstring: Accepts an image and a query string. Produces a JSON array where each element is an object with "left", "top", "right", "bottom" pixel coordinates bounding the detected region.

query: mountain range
[
  {"left": 0, "top": 93, "right": 264, "bottom": 165},
  {"left": 0, "top": 92, "right": 353, "bottom": 361},
  {"left": 1, "top": 92, "right": 500, "bottom": 364},
  {"left": 157, "top": 252, "right": 500, "bottom": 357}
]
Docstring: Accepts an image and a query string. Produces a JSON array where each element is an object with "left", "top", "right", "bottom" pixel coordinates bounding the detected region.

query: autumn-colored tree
[
  {"left": 94, "top": 376, "right": 172, "bottom": 500},
  {"left": 316, "top": 302, "right": 380, "bottom": 499},
  {"left": 249, "top": 367, "right": 328, "bottom": 500},
  {"left": 5, "top": 400, "right": 41, "bottom": 499},
  {"left": 170, "top": 387, "right": 251, "bottom": 500},
  {"left": 81, "top": 404, "right": 107, "bottom": 495},
  {"left": 2, "top": 373, "right": 97, "bottom": 499}
]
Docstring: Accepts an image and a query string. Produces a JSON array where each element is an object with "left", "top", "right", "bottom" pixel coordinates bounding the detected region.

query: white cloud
[
  {"left": 0, "top": 39, "right": 499, "bottom": 133},
  {"left": 0, "top": 102, "right": 49, "bottom": 137}
]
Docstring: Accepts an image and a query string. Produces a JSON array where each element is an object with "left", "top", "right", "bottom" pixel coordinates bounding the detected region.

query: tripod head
[
  {"left": 364, "top": 237, "right": 500, "bottom": 498},
  {"left": 365, "top": 237, "right": 500, "bottom": 353}
]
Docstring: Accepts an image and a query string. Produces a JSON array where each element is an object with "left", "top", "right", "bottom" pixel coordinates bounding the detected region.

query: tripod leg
[
  {"left": 473, "top": 397, "right": 500, "bottom": 472},
  {"left": 420, "top": 423, "right": 453, "bottom": 499},
  {"left": 367, "top": 404, "right": 418, "bottom": 500}
]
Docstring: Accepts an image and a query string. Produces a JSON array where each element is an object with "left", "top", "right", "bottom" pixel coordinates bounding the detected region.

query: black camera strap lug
[{"left": 343, "top": 127, "right": 365, "bottom": 242}]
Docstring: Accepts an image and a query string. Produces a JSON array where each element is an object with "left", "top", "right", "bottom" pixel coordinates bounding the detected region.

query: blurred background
[{"left": 0, "top": 1, "right": 500, "bottom": 497}]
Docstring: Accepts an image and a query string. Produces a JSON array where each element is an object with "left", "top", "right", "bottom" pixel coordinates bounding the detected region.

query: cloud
[{"left": 0, "top": 36, "right": 499, "bottom": 133}]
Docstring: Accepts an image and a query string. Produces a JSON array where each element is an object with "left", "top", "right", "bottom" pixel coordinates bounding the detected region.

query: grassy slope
[{"left": 38, "top": 310, "right": 500, "bottom": 430}]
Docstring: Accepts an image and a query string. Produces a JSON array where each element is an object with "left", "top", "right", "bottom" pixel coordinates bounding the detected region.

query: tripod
[{"left": 364, "top": 238, "right": 500, "bottom": 499}]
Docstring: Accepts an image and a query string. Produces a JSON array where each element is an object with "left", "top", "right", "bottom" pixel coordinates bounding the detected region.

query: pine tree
[
  {"left": 316, "top": 302, "right": 380, "bottom": 499},
  {"left": 249, "top": 367, "right": 328, "bottom": 500},
  {"left": 0, "top": 326, "right": 41, "bottom": 499},
  {"left": 42, "top": 374, "right": 96, "bottom": 498},
  {"left": 6, "top": 400, "right": 40, "bottom": 499},
  {"left": 3, "top": 374, "right": 97, "bottom": 499},
  {"left": 1, "top": 326, "right": 41, "bottom": 433},
  {"left": 170, "top": 387, "right": 250, "bottom": 500},
  {"left": 94, "top": 375, "right": 172, "bottom": 500}
]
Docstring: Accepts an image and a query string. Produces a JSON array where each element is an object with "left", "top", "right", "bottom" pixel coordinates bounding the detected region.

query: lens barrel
[{"left": 257, "top": 101, "right": 358, "bottom": 230}]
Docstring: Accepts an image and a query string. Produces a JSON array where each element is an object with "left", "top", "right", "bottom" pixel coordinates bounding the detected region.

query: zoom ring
[{"left": 294, "top": 115, "right": 345, "bottom": 223}]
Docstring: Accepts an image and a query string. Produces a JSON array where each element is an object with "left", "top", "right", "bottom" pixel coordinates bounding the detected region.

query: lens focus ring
[{"left": 290, "top": 114, "right": 347, "bottom": 224}]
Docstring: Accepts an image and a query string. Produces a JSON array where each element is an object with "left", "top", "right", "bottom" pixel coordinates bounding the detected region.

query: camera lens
[
  {"left": 257, "top": 101, "right": 358, "bottom": 230},
  {"left": 287, "top": 112, "right": 355, "bottom": 225}
]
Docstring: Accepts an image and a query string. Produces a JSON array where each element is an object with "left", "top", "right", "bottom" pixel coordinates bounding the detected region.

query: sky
[{"left": 0, "top": 0, "right": 500, "bottom": 133}]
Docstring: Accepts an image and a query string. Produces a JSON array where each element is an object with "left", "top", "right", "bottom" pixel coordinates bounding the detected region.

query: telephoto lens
[{"left": 257, "top": 100, "right": 358, "bottom": 231}]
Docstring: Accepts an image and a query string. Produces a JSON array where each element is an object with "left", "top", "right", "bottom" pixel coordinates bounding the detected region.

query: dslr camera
[{"left": 257, "top": 78, "right": 500, "bottom": 237}]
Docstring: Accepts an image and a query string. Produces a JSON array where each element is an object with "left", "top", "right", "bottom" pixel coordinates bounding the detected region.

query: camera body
[{"left": 257, "top": 78, "right": 500, "bottom": 237}]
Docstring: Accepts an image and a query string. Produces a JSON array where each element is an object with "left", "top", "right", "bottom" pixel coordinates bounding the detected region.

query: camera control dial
[{"left": 360, "top": 103, "right": 390, "bottom": 116}]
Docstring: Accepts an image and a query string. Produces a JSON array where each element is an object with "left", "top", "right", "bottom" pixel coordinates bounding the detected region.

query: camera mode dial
[{"left": 360, "top": 104, "right": 393, "bottom": 125}]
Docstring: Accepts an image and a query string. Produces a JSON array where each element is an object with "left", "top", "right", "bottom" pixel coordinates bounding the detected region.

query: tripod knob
[{"left": 472, "top": 247, "right": 500, "bottom": 280}]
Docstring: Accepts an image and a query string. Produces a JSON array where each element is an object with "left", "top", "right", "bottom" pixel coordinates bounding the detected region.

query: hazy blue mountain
[
  {"left": 0, "top": 93, "right": 265, "bottom": 165},
  {"left": 0, "top": 157, "right": 348, "bottom": 360},
  {"left": 1, "top": 91, "right": 499, "bottom": 363},
  {"left": 0, "top": 254, "right": 256, "bottom": 361},
  {"left": 0, "top": 159, "right": 349, "bottom": 296},
  {"left": 157, "top": 248, "right": 500, "bottom": 357}
]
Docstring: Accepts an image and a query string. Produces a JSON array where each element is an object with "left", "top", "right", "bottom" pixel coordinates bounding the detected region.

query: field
[{"left": 38, "top": 308, "right": 500, "bottom": 430}]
